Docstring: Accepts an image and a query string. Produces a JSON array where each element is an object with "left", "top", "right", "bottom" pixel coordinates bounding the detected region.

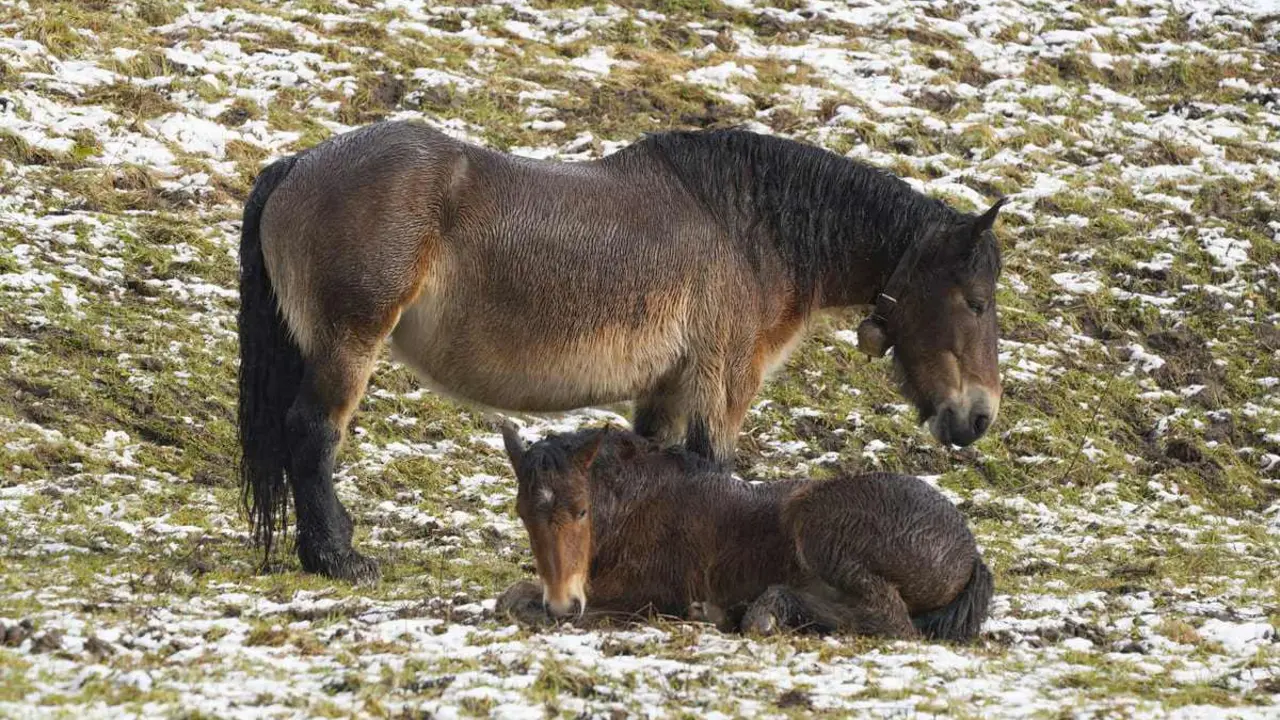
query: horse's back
[
  {"left": 388, "top": 141, "right": 755, "bottom": 411},
  {"left": 445, "top": 142, "right": 719, "bottom": 270},
  {"left": 785, "top": 472, "right": 976, "bottom": 612}
]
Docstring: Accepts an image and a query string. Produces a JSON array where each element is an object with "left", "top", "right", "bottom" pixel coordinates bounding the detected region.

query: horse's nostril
[
  {"left": 569, "top": 598, "right": 583, "bottom": 616},
  {"left": 972, "top": 412, "right": 991, "bottom": 437}
]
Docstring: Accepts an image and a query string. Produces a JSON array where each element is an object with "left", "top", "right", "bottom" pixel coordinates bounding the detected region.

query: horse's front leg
[
  {"left": 684, "top": 352, "right": 762, "bottom": 468},
  {"left": 496, "top": 580, "right": 629, "bottom": 628},
  {"left": 633, "top": 367, "right": 689, "bottom": 447}
]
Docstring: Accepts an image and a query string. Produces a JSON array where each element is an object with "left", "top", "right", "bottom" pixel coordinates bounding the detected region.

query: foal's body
[
  {"left": 239, "top": 120, "right": 1005, "bottom": 580},
  {"left": 499, "top": 429, "right": 992, "bottom": 640}
]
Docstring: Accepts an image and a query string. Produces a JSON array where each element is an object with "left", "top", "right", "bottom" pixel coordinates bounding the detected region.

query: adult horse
[{"left": 238, "top": 121, "right": 1005, "bottom": 581}]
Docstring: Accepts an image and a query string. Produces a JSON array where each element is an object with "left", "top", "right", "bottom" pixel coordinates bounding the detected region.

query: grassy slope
[{"left": 0, "top": 0, "right": 1277, "bottom": 717}]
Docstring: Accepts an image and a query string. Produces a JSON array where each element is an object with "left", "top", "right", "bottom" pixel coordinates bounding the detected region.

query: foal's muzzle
[
  {"left": 546, "top": 597, "right": 583, "bottom": 618},
  {"left": 543, "top": 573, "right": 587, "bottom": 618}
]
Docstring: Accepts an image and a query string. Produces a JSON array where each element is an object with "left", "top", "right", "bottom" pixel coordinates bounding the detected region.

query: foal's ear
[
  {"left": 971, "top": 197, "right": 1007, "bottom": 238},
  {"left": 500, "top": 421, "right": 526, "bottom": 469},
  {"left": 573, "top": 431, "right": 606, "bottom": 472}
]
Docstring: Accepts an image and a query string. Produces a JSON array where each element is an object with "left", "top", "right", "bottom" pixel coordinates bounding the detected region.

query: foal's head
[
  {"left": 501, "top": 424, "right": 604, "bottom": 618},
  {"left": 857, "top": 199, "right": 1006, "bottom": 447}
]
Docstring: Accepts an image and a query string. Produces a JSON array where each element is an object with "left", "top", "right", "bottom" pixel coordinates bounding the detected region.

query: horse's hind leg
[
  {"left": 792, "top": 507, "right": 919, "bottom": 638},
  {"left": 286, "top": 339, "right": 383, "bottom": 582},
  {"left": 830, "top": 573, "right": 919, "bottom": 639}
]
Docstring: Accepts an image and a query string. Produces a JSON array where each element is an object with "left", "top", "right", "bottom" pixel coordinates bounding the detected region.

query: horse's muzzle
[{"left": 930, "top": 386, "right": 999, "bottom": 447}]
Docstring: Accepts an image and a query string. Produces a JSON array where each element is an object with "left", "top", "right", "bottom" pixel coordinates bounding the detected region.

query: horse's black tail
[
  {"left": 912, "top": 556, "right": 993, "bottom": 643},
  {"left": 238, "top": 155, "right": 303, "bottom": 560}
]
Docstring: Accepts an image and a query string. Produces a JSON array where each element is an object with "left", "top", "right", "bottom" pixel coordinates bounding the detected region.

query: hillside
[{"left": 1, "top": 0, "right": 1278, "bottom": 717}]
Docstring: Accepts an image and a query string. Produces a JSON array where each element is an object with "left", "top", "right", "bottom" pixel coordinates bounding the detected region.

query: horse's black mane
[{"left": 633, "top": 128, "right": 976, "bottom": 303}]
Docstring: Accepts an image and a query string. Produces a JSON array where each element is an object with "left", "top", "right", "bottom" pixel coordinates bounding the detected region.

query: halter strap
[
  {"left": 867, "top": 237, "right": 921, "bottom": 334},
  {"left": 868, "top": 292, "right": 898, "bottom": 326}
]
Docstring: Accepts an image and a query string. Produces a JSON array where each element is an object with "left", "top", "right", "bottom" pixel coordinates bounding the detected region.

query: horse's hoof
[{"left": 300, "top": 547, "right": 381, "bottom": 584}]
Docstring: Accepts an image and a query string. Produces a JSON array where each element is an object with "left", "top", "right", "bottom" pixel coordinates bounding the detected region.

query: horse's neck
[
  {"left": 798, "top": 191, "right": 945, "bottom": 310},
  {"left": 813, "top": 229, "right": 914, "bottom": 309},
  {"left": 703, "top": 479, "right": 798, "bottom": 564},
  {"left": 642, "top": 131, "right": 957, "bottom": 310}
]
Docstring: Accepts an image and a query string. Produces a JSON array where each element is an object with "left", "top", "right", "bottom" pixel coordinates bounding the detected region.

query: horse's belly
[{"left": 389, "top": 294, "right": 687, "bottom": 412}]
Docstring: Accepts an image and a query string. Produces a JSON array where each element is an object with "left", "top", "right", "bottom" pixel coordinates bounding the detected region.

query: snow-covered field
[{"left": 1, "top": 0, "right": 1278, "bottom": 717}]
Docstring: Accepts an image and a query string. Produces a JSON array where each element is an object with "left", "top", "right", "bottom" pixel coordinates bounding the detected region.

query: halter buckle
[{"left": 870, "top": 292, "right": 898, "bottom": 324}]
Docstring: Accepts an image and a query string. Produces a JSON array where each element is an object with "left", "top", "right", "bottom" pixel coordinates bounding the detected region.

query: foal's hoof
[
  {"left": 495, "top": 580, "right": 551, "bottom": 626},
  {"left": 300, "top": 547, "right": 381, "bottom": 584},
  {"left": 742, "top": 607, "right": 781, "bottom": 636},
  {"left": 688, "top": 602, "right": 733, "bottom": 632}
]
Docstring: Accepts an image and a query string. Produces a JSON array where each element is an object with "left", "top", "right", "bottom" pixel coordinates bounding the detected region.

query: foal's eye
[
  {"left": 967, "top": 299, "right": 986, "bottom": 315},
  {"left": 575, "top": 509, "right": 587, "bottom": 520}
]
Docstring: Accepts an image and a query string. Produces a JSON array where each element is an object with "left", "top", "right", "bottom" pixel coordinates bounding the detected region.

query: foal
[{"left": 495, "top": 425, "right": 993, "bottom": 641}]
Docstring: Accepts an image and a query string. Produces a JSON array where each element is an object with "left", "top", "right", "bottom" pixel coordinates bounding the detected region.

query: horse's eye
[
  {"left": 575, "top": 509, "right": 587, "bottom": 520},
  {"left": 967, "top": 299, "right": 986, "bottom": 315}
]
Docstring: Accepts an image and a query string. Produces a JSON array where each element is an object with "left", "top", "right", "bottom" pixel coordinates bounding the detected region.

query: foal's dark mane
[
  {"left": 631, "top": 128, "right": 980, "bottom": 304},
  {"left": 524, "top": 429, "right": 712, "bottom": 471},
  {"left": 521, "top": 428, "right": 717, "bottom": 495}
]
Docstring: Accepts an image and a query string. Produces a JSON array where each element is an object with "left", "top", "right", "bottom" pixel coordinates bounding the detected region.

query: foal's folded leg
[
  {"left": 687, "top": 601, "right": 744, "bottom": 633},
  {"left": 743, "top": 580, "right": 920, "bottom": 639},
  {"left": 495, "top": 580, "right": 552, "bottom": 626},
  {"left": 793, "top": 522, "right": 920, "bottom": 639},
  {"left": 742, "top": 585, "right": 829, "bottom": 635},
  {"left": 496, "top": 583, "right": 652, "bottom": 630},
  {"left": 820, "top": 567, "right": 920, "bottom": 639}
]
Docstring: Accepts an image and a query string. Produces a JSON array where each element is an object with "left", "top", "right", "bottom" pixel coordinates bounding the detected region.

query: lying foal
[{"left": 495, "top": 425, "right": 993, "bottom": 641}]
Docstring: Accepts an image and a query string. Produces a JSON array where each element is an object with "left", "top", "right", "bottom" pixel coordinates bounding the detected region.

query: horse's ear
[
  {"left": 574, "top": 431, "right": 606, "bottom": 472},
  {"left": 500, "top": 421, "right": 526, "bottom": 469},
  {"left": 971, "top": 197, "right": 1007, "bottom": 238}
]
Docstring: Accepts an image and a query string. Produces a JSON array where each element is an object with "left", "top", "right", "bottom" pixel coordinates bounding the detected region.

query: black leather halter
[{"left": 865, "top": 237, "right": 923, "bottom": 346}]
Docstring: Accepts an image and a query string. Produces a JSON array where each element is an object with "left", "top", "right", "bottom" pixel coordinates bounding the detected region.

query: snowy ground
[{"left": 1, "top": 0, "right": 1278, "bottom": 717}]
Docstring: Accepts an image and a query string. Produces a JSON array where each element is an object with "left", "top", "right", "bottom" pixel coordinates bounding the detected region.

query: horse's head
[
  {"left": 500, "top": 424, "right": 603, "bottom": 618},
  {"left": 857, "top": 199, "right": 1005, "bottom": 447}
]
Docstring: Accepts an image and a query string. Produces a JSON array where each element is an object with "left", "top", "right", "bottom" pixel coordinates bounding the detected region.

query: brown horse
[
  {"left": 238, "top": 121, "right": 1005, "bottom": 581},
  {"left": 495, "top": 425, "right": 993, "bottom": 640}
]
